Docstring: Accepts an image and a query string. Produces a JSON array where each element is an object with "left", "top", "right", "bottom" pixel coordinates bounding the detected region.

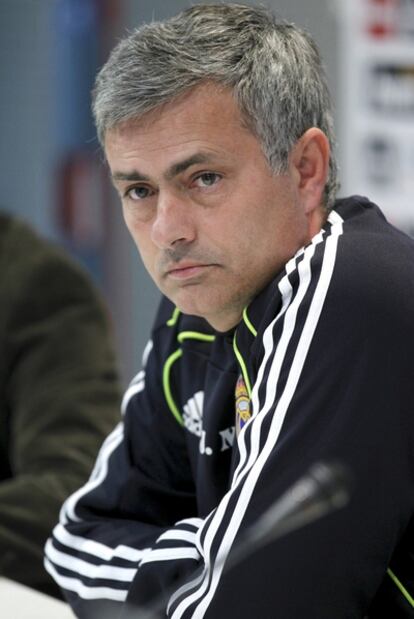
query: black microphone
[
  {"left": 224, "top": 460, "right": 351, "bottom": 572},
  {"left": 121, "top": 461, "right": 351, "bottom": 619}
]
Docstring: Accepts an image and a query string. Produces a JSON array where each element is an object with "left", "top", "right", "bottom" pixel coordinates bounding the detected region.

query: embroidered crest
[{"left": 235, "top": 374, "right": 251, "bottom": 436}]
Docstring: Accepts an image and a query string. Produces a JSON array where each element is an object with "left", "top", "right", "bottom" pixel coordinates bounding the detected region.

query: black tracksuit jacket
[{"left": 46, "top": 196, "right": 414, "bottom": 618}]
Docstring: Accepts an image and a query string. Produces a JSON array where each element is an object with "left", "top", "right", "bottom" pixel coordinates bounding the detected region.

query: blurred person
[
  {"left": 0, "top": 211, "right": 120, "bottom": 597},
  {"left": 46, "top": 4, "right": 414, "bottom": 618}
]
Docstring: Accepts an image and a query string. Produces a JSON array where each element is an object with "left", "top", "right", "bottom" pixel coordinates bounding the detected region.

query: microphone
[
  {"left": 224, "top": 460, "right": 351, "bottom": 572},
  {"left": 121, "top": 461, "right": 351, "bottom": 619}
]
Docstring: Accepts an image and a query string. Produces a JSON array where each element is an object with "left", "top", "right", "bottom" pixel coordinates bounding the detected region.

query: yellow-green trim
[
  {"left": 233, "top": 332, "right": 252, "bottom": 398},
  {"left": 243, "top": 307, "right": 257, "bottom": 337},
  {"left": 163, "top": 349, "right": 184, "bottom": 426},
  {"left": 178, "top": 331, "right": 216, "bottom": 344},
  {"left": 167, "top": 307, "right": 181, "bottom": 327},
  {"left": 387, "top": 569, "right": 414, "bottom": 608},
  {"left": 162, "top": 327, "right": 214, "bottom": 426}
]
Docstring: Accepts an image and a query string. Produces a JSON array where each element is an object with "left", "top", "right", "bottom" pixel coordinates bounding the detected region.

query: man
[
  {"left": 0, "top": 212, "right": 120, "bottom": 597},
  {"left": 45, "top": 4, "right": 414, "bottom": 618}
]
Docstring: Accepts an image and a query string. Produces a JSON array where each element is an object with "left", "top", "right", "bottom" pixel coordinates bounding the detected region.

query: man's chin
[{"left": 165, "top": 292, "right": 212, "bottom": 322}]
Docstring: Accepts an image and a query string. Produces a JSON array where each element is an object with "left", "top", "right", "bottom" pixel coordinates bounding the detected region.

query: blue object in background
[
  {"left": 53, "top": 0, "right": 99, "bottom": 152},
  {"left": 52, "top": 0, "right": 106, "bottom": 285}
]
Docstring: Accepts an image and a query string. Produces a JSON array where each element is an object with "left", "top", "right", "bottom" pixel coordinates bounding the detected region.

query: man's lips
[{"left": 165, "top": 263, "right": 214, "bottom": 280}]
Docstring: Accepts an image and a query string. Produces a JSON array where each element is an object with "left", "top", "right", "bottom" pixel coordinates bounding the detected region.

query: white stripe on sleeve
[
  {"left": 45, "top": 539, "right": 138, "bottom": 582},
  {"left": 51, "top": 523, "right": 151, "bottom": 563},
  {"left": 44, "top": 559, "right": 129, "bottom": 602}
]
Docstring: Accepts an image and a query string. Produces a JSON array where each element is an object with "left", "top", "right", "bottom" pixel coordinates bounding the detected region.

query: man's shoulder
[
  {"left": 0, "top": 213, "right": 92, "bottom": 281},
  {"left": 0, "top": 214, "right": 110, "bottom": 330},
  {"left": 0, "top": 213, "right": 40, "bottom": 263},
  {"left": 333, "top": 196, "right": 414, "bottom": 299},
  {"left": 246, "top": 196, "right": 414, "bottom": 343},
  {"left": 334, "top": 195, "right": 414, "bottom": 257}
]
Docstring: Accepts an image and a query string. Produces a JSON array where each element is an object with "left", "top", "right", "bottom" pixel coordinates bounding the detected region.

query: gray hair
[{"left": 93, "top": 3, "right": 339, "bottom": 208}]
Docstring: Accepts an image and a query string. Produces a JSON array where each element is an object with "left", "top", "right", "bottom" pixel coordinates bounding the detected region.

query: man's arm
[{"left": 44, "top": 321, "right": 201, "bottom": 617}]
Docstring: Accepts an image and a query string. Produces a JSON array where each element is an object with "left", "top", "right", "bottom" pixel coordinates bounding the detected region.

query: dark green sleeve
[{"left": 0, "top": 224, "right": 121, "bottom": 597}]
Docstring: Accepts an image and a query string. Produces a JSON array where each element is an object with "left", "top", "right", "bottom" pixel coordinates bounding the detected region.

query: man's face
[{"left": 106, "top": 84, "right": 319, "bottom": 331}]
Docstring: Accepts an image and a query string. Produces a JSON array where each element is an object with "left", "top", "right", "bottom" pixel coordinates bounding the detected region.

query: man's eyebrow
[
  {"left": 111, "top": 153, "right": 215, "bottom": 184},
  {"left": 111, "top": 170, "right": 150, "bottom": 182},
  {"left": 165, "top": 153, "right": 214, "bottom": 180}
]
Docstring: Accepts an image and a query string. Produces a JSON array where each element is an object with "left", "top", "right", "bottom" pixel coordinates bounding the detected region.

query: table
[{"left": 0, "top": 578, "right": 75, "bottom": 618}]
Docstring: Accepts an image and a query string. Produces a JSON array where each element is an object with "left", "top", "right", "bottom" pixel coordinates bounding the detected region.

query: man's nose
[{"left": 151, "top": 191, "right": 196, "bottom": 249}]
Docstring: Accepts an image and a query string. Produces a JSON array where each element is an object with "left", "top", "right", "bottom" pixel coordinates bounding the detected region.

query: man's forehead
[
  {"left": 104, "top": 82, "right": 248, "bottom": 143},
  {"left": 103, "top": 82, "right": 266, "bottom": 183}
]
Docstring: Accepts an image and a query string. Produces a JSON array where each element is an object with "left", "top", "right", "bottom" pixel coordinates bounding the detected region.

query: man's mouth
[{"left": 166, "top": 263, "right": 214, "bottom": 280}]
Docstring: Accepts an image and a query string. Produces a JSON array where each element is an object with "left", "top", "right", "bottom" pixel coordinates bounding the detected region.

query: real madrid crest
[{"left": 235, "top": 374, "right": 251, "bottom": 437}]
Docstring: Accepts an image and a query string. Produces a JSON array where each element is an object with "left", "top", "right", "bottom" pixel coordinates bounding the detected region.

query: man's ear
[{"left": 289, "top": 128, "right": 330, "bottom": 214}]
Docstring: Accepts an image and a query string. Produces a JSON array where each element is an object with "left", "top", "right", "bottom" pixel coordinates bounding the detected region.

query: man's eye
[
  {"left": 126, "top": 186, "right": 152, "bottom": 200},
  {"left": 194, "top": 172, "right": 221, "bottom": 188}
]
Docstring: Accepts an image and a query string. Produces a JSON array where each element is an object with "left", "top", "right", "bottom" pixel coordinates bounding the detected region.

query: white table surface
[{"left": 0, "top": 578, "right": 75, "bottom": 618}]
